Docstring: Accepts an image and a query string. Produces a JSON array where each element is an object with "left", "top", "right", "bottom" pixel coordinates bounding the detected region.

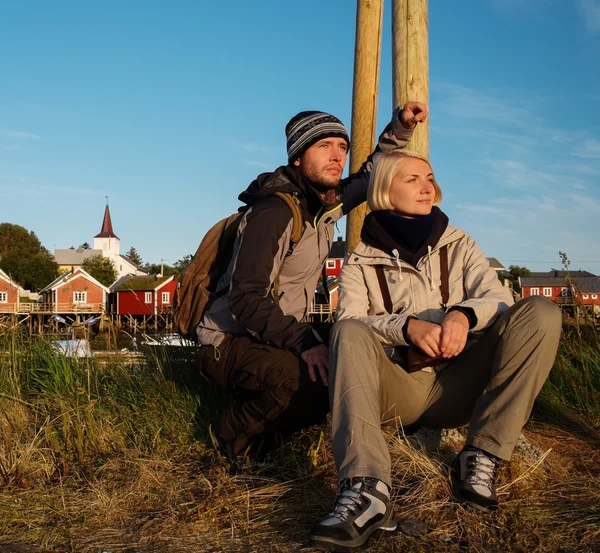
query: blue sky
[{"left": 1, "top": 0, "right": 599, "bottom": 272}]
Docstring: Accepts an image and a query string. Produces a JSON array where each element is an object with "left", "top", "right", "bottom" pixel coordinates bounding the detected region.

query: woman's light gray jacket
[{"left": 337, "top": 225, "right": 515, "bottom": 347}]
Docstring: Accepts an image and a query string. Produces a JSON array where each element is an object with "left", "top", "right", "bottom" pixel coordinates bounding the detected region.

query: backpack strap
[
  {"left": 274, "top": 191, "right": 303, "bottom": 246},
  {"left": 272, "top": 192, "right": 305, "bottom": 304},
  {"left": 439, "top": 245, "right": 449, "bottom": 309},
  {"left": 375, "top": 265, "right": 394, "bottom": 314}
]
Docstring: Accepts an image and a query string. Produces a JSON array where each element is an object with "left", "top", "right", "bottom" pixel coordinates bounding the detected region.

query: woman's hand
[
  {"left": 400, "top": 101, "right": 429, "bottom": 129},
  {"left": 440, "top": 310, "right": 470, "bottom": 358},
  {"left": 406, "top": 319, "right": 442, "bottom": 357}
]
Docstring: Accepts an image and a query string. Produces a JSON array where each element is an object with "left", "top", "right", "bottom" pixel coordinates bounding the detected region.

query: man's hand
[
  {"left": 440, "top": 310, "right": 470, "bottom": 358},
  {"left": 400, "top": 101, "right": 428, "bottom": 130},
  {"left": 301, "top": 344, "right": 329, "bottom": 386},
  {"left": 406, "top": 319, "right": 442, "bottom": 357}
]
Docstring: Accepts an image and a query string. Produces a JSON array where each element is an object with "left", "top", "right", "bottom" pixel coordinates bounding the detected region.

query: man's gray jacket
[{"left": 197, "top": 109, "right": 414, "bottom": 354}]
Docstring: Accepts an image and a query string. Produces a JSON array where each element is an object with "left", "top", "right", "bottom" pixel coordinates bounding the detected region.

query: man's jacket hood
[
  {"left": 238, "top": 166, "right": 300, "bottom": 207},
  {"left": 238, "top": 166, "right": 339, "bottom": 218}
]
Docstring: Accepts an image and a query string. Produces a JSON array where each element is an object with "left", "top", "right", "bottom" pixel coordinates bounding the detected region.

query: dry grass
[
  {"left": 0, "top": 330, "right": 599, "bottom": 552},
  {"left": 0, "top": 419, "right": 598, "bottom": 553}
]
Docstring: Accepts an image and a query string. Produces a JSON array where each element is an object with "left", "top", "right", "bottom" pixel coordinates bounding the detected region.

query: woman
[{"left": 309, "top": 151, "right": 562, "bottom": 552}]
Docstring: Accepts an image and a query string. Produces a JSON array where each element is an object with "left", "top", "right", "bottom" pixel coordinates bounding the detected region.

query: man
[{"left": 197, "top": 101, "right": 428, "bottom": 459}]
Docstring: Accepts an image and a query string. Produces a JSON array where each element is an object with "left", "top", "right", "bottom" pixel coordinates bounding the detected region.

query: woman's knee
[
  {"left": 514, "top": 295, "right": 562, "bottom": 331},
  {"left": 331, "top": 318, "right": 376, "bottom": 346}
]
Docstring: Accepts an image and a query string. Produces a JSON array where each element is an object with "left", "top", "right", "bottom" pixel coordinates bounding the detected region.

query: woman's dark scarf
[{"left": 361, "top": 206, "right": 449, "bottom": 267}]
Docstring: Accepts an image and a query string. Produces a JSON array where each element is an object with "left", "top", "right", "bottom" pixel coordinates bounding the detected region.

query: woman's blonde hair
[{"left": 367, "top": 150, "right": 442, "bottom": 212}]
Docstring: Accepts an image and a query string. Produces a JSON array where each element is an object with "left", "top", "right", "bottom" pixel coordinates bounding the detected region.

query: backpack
[{"left": 172, "top": 192, "right": 304, "bottom": 340}]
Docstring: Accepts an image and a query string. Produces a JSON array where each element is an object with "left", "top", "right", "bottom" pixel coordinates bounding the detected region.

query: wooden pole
[
  {"left": 392, "top": 0, "right": 429, "bottom": 156},
  {"left": 346, "top": 0, "right": 384, "bottom": 252}
]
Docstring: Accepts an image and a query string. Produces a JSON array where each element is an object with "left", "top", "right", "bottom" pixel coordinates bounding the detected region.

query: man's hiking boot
[
  {"left": 208, "top": 424, "right": 282, "bottom": 466},
  {"left": 208, "top": 424, "right": 240, "bottom": 462},
  {"left": 309, "top": 477, "right": 397, "bottom": 552},
  {"left": 453, "top": 446, "right": 500, "bottom": 512}
]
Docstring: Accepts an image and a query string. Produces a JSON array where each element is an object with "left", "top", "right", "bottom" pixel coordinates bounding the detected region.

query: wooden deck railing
[
  {"left": 308, "top": 303, "right": 333, "bottom": 315},
  {"left": 550, "top": 296, "right": 577, "bottom": 306},
  {"left": 0, "top": 303, "right": 105, "bottom": 314}
]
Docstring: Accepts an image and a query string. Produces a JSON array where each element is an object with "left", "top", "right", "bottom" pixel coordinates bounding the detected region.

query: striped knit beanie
[{"left": 286, "top": 111, "right": 350, "bottom": 162}]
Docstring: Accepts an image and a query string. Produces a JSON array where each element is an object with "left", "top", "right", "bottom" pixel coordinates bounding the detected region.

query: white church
[{"left": 54, "top": 205, "right": 147, "bottom": 280}]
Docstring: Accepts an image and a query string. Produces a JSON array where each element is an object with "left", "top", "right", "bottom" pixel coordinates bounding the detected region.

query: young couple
[{"left": 196, "top": 102, "right": 561, "bottom": 552}]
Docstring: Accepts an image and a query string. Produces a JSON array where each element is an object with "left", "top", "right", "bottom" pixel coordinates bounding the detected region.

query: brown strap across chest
[
  {"left": 375, "top": 244, "right": 450, "bottom": 314},
  {"left": 375, "top": 265, "right": 394, "bottom": 314},
  {"left": 439, "top": 245, "right": 449, "bottom": 309}
]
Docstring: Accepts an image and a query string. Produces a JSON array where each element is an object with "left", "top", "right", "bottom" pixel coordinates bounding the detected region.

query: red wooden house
[
  {"left": 326, "top": 237, "right": 346, "bottom": 278},
  {"left": 40, "top": 268, "right": 109, "bottom": 313},
  {"left": 520, "top": 271, "right": 600, "bottom": 312},
  {"left": 0, "top": 268, "right": 21, "bottom": 313},
  {"left": 310, "top": 276, "right": 340, "bottom": 318},
  {"left": 110, "top": 275, "right": 176, "bottom": 316}
]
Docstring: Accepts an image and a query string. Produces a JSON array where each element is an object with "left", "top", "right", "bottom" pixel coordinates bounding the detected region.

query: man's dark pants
[{"left": 199, "top": 324, "right": 331, "bottom": 455}]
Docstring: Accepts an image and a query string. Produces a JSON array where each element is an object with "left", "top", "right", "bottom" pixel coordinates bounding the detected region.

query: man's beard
[
  {"left": 302, "top": 165, "right": 342, "bottom": 191},
  {"left": 304, "top": 172, "right": 340, "bottom": 208}
]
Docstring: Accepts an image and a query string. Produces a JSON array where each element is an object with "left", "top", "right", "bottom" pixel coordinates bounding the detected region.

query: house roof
[
  {"left": 112, "top": 274, "right": 173, "bottom": 292},
  {"left": 94, "top": 205, "right": 119, "bottom": 239},
  {"left": 316, "top": 276, "right": 339, "bottom": 294},
  {"left": 54, "top": 248, "right": 102, "bottom": 266},
  {"left": 0, "top": 268, "right": 21, "bottom": 289},
  {"left": 529, "top": 270, "right": 596, "bottom": 278},
  {"left": 40, "top": 268, "right": 110, "bottom": 294},
  {"left": 486, "top": 257, "right": 505, "bottom": 270},
  {"left": 520, "top": 276, "right": 600, "bottom": 293},
  {"left": 329, "top": 237, "right": 346, "bottom": 259},
  {"left": 118, "top": 254, "right": 147, "bottom": 273}
]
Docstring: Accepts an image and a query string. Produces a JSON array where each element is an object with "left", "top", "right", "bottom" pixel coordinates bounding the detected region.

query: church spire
[{"left": 94, "top": 204, "right": 119, "bottom": 239}]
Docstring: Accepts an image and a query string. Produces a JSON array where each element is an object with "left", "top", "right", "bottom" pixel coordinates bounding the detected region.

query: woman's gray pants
[{"left": 329, "top": 296, "right": 562, "bottom": 487}]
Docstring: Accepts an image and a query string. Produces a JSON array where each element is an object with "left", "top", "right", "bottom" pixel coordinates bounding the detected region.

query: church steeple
[{"left": 94, "top": 204, "right": 119, "bottom": 239}]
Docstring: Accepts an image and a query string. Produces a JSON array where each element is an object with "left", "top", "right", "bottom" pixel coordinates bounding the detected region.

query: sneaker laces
[
  {"left": 327, "top": 479, "right": 370, "bottom": 522},
  {"left": 465, "top": 450, "right": 499, "bottom": 492}
]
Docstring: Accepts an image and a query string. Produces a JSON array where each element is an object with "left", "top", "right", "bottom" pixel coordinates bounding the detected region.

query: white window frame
[
  {"left": 326, "top": 260, "right": 336, "bottom": 269},
  {"left": 583, "top": 294, "right": 589, "bottom": 300},
  {"left": 162, "top": 291, "right": 170, "bottom": 304},
  {"left": 560, "top": 287, "right": 569, "bottom": 297},
  {"left": 73, "top": 291, "right": 87, "bottom": 303},
  {"left": 0, "top": 291, "right": 7, "bottom": 303},
  {"left": 543, "top": 287, "right": 552, "bottom": 297},
  {"left": 145, "top": 292, "right": 152, "bottom": 303},
  {"left": 593, "top": 294, "right": 598, "bottom": 300},
  {"left": 530, "top": 287, "right": 539, "bottom": 296}
]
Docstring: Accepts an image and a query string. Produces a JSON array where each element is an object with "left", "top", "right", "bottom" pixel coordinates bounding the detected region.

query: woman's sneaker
[
  {"left": 309, "top": 477, "right": 397, "bottom": 552},
  {"left": 453, "top": 446, "right": 500, "bottom": 512}
]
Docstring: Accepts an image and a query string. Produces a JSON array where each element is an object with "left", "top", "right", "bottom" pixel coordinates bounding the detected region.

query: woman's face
[{"left": 388, "top": 157, "right": 435, "bottom": 218}]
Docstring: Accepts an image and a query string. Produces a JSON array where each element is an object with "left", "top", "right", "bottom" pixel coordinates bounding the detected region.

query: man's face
[{"left": 294, "top": 137, "right": 348, "bottom": 189}]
